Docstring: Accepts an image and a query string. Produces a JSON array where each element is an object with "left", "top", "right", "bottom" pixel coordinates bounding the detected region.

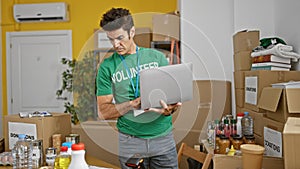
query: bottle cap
[
  {"left": 18, "top": 134, "right": 26, "bottom": 139},
  {"left": 62, "top": 142, "right": 72, "bottom": 148},
  {"left": 237, "top": 112, "right": 244, "bottom": 117},
  {"left": 71, "top": 143, "right": 85, "bottom": 151},
  {"left": 219, "top": 134, "right": 228, "bottom": 139},
  {"left": 231, "top": 119, "right": 236, "bottom": 124},
  {"left": 244, "top": 112, "right": 249, "bottom": 115},
  {"left": 60, "top": 146, "right": 68, "bottom": 152}
]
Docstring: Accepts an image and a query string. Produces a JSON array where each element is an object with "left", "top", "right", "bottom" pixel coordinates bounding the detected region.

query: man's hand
[
  {"left": 130, "top": 97, "right": 141, "bottom": 110},
  {"left": 145, "top": 100, "right": 182, "bottom": 116}
]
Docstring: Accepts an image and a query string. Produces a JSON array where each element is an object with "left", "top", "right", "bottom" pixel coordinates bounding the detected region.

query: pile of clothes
[{"left": 251, "top": 37, "right": 300, "bottom": 62}]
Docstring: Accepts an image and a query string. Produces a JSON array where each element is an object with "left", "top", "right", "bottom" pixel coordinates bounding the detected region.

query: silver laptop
[{"left": 140, "top": 62, "right": 193, "bottom": 109}]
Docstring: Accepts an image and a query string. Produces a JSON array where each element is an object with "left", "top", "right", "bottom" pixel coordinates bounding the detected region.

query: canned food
[
  {"left": 45, "top": 147, "right": 57, "bottom": 167},
  {"left": 65, "top": 134, "right": 80, "bottom": 144}
]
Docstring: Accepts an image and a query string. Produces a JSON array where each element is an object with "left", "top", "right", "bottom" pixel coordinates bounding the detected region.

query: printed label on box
[
  {"left": 245, "top": 76, "right": 258, "bottom": 105},
  {"left": 8, "top": 122, "right": 37, "bottom": 150},
  {"left": 264, "top": 127, "right": 282, "bottom": 158}
]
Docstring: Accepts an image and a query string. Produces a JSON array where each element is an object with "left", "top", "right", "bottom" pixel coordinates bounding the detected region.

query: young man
[{"left": 96, "top": 8, "right": 181, "bottom": 168}]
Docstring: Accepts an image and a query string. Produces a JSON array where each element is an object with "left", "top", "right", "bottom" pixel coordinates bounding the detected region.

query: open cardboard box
[
  {"left": 233, "top": 30, "right": 260, "bottom": 53},
  {"left": 244, "top": 71, "right": 300, "bottom": 112},
  {"left": 258, "top": 87, "right": 300, "bottom": 123}
]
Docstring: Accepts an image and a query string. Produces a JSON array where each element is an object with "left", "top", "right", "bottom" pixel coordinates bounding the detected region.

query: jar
[
  {"left": 243, "top": 134, "right": 255, "bottom": 144},
  {"left": 214, "top": 134, "right": 220, "bottom": 154},
  {"left": 218, "top": 134, "right": 230, "bottom": 154},
  {"left": 232, "top": 134, "right": 243, "bottom": 150}
]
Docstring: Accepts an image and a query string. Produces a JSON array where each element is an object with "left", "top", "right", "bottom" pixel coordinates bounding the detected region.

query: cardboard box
[
  {"left": 235, "top": 88, "right": 244, "bottom": 108},
  {"left": 195, "top": 80, "right": 232, "bottom": 115},
  {"left": 233, "top": 71, "right": 245, "bottom": 89},
  {"left": 203, "top": 139, "right": 284, "bottom": 169},
  {"left": 72, "top": 121, "right": 120, "bottom": 167},
  {"left": 235, "top": 106, "right": 243, "bottom": 115},
  {"left": 258, "top": 87, "right": 300, "bottom": 123},
  {"left": 233, "top": 30, "right": 260, "bottom": 53},
  {"left": 4, "top": 113, "right": 71, "bottom": 152},
  {"left": 283, "top": 117, "right": 300, "bottom": 169},
  {"left": 152, "top": 14, "right": 180, "bottom": 41},
  {"left": 213, "top": 154, "right": 283, "bottom": 169},
  {"left": 244, "top": 71, "right": 300, "bottom": 112},
  {"left": 233, "top": 51, "right": 252, "bottom": 71},
  {"left": 254, "top": 133, "right": 264, "bottom": 146},
  {"left": 174, "top": 80, "right": 231, "bottom": 141},
  {"left": 263, "top": 116, "right": 285, "bottom": 132},
  {"left": 134, "top": 27, "right": 152, "bottom": 48}
]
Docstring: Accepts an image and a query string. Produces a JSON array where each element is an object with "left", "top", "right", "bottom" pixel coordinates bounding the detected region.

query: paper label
[
  {"left": 8, "top": 122, "right": 37, "bottom": 150},
  {"left": 264, "top": 127, "right": 282, "bottom": 157},
  {"left": 245, "top": 76, "right": 258, "bottom": 105}
]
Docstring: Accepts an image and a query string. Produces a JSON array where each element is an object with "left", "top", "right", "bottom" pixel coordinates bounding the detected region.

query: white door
[{"left": 6, "top": 30, "right": 72, "bottom": 115}]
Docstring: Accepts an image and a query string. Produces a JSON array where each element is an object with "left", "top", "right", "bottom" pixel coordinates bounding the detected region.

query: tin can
[
  {"left": 45, "top": 147, "right": 57, "bottom": 167},
  {"left": 32, "top": 140, "right": 43, "bottom": 168},
  {"left": 65, "top": 134, "right": 80, "bottom": 144}
]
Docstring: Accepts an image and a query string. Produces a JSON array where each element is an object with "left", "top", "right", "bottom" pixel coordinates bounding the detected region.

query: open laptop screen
[{"left": 140, "top": 62, "right": 193, "bottom": 109}]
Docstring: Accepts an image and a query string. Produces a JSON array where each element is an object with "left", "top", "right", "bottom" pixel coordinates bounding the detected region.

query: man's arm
[{"left": 97, "top": 95, "right": 141, "bottom": 120}]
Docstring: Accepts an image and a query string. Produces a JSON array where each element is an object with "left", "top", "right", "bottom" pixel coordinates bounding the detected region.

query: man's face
[{"left": 106, "top": 27, "right": 135, "bottom": 55}]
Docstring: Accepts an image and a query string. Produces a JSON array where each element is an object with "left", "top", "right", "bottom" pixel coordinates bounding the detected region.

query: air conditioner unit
[{"left": 13, "top": 2, "right": 69, "bottom": 22}]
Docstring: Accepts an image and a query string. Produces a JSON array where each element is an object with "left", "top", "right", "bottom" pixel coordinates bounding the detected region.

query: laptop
[{"left": 140, "top": 62, "right": 193, "bottom": 110}]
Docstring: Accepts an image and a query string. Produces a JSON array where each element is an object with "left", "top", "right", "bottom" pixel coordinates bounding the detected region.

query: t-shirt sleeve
[
  {"left": 96, "top": 63, "right": 112, "bottom": 96},
  {"left": 158, "top": 50, "right": 169, "bottom": 66}
]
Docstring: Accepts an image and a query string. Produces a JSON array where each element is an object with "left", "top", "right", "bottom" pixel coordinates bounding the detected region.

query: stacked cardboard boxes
[
  {"left": 233, "top": 30, "right": 300, "bottom": 163},
  {"left": 233, "top": 30, "right": 259, "bottom": 113}
]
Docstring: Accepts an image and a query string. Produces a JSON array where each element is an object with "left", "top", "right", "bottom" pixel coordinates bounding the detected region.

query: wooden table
[{"left": 0, "top": 154, "right": 120, "bottom": 169}]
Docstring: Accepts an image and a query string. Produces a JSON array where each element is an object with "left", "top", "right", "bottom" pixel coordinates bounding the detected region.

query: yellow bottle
[
  {"left": 227, "top": 145, "right": 236, "bottom": 156},
  {"left": 55, "top": 146, "right": 71, "bottom": 169}
]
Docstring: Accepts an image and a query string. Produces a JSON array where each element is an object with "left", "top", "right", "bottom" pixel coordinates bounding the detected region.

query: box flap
[
  {"left": 283, "top": 117, "right": 300, "bottom": 134},
  {"left": 258, "top": 87, "right": 283, "bottom": 112},
  {"left": 286, "top": 89, "right": 300, "bottom": 113}
]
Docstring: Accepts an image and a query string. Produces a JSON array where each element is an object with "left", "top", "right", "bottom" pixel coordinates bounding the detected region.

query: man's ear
[{"left": 130, "top": 27, "right": 135, "bottom": 38}]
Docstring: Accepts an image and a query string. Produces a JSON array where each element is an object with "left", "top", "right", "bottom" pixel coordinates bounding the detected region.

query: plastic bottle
[
  {"left": 207, "top": 121, "right": 216, "bottom": 149},
  {"left": 223, "top": 119, "right": 230, "bottom": 137},
  {"left": 68, "top": 143, "right": 89, "bottom": 169},
  {"left": 12, "top": 134, "right": 33, "bottom": 169},
  {"left": 55, "top": 146, "right": 71, "bottom": 169},
  {"left": 236, "top": 112, "right": 244, "bottom": 136},
  {"left": 241, "top": 112, "right": 253, "bottom": 136},
  {"left": 62, "top": 142, "right": 73, "bottom": 155},
  {"left": 230, "top": 118, "right": 237, "bottom": 135}
]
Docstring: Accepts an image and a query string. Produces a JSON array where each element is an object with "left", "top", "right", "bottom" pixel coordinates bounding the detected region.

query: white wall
[
  {"left": 181, "top": 0, "right": 280, "bottom": 115},
  {"left": 233, "top": 0, "right": 275, "bottom": 37},
  {"left": 181, "top": 0, "right": 234, "bottom": 81},
  {"left": 274, "top": 1, "right": 300, "bottom": 70}
]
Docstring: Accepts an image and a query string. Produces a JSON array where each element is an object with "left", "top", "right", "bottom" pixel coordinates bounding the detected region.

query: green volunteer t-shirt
[{"left": 96, "top": 47, "right": 172, "bottom": 139}]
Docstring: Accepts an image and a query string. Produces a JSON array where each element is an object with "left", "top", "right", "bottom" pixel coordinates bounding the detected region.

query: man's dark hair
[{"left": 100, "top": 8, "right": 134, "bottom": 35}]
